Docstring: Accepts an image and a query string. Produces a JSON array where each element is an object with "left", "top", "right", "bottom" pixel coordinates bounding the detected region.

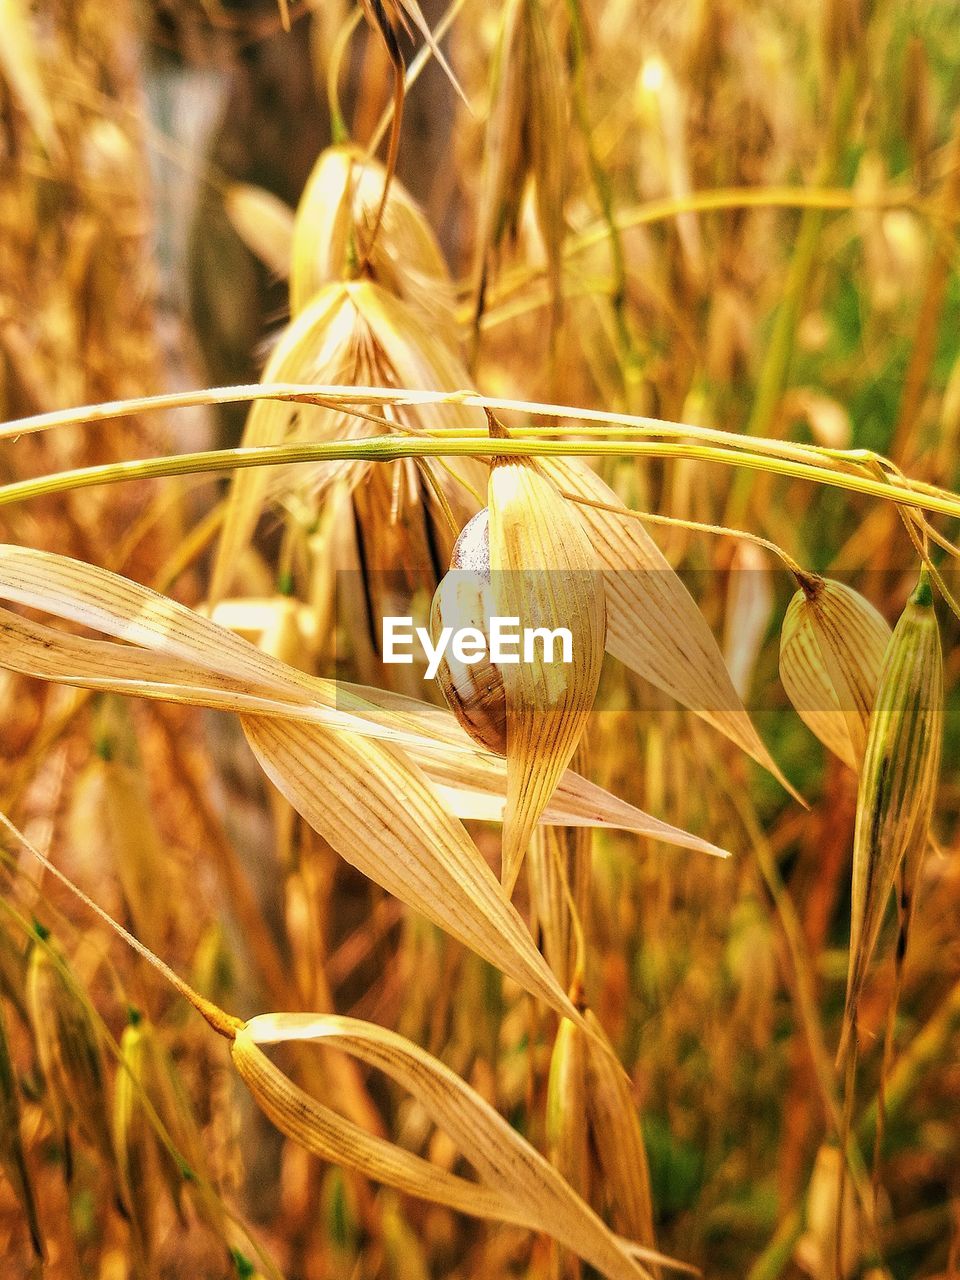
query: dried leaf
[
  {"left": 0, "top": 547, "right": 435, "bottom": 747},
  {"left": 488, "top": 459, "right": 607, "bottom": 892},
  {"left": 236, "top": 1012, "right": 678, "bottom": 1280},
  {"left": 242, "top": 715, "right": 591, "bottom": 1032},
  {"left": 543, "top": 458, "right": 797, "bottom": 798},
  {"left": 0, "top": 579, "right": 727, "bottom": 858}
]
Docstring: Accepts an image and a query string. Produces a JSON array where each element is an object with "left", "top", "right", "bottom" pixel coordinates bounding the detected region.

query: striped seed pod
[
  {"left": 291, "top": 145, "right": 455, "bottom": 326},
  {"left": 837, "top": 575, "right": 943, "bottom": 1063},
  {"left": 487, "top": 455, "right": 606, "bottom": 893},
  {"left": 779, "top": 577, "right": 890, "bottom": 770}
]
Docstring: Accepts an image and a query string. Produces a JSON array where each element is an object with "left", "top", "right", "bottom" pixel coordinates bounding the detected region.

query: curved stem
[{"left": 3, "top": 434, "right": 960, "bottom": 520}]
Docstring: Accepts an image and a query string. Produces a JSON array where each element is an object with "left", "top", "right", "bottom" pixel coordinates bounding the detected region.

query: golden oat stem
[{"left": 3, "top": 435, "right": 960, "bottom": 521}]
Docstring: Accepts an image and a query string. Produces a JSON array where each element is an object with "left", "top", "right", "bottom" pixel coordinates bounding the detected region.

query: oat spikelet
[
  {"left": 211, "top": 278, "right": 481, "bottom": 602},
  {"left": 487, "top": 448, "right": 606, "bottom": 894},
  {"left": 779, "top": 578, "right": 891, "bottom": 770},
  {"left": 291, "top": 145, "right": 454, "bottom": 325},
  {"left": 837, "top": 574, "right": 943, "bottom": 1065}
]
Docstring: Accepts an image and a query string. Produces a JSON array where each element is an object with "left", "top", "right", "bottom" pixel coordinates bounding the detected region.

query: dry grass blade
[
  {"left": 0, "top": 550, "right": 436, "bottom": 744},
  {"left": 837, "top": 575, "right": 943, "bottom": 1065},
  {"left": 0, "top": 1000, "right": 43, "bottom": 1258},
  {"left": 240, "top": 1012, "right": 685, "bottom": 1279},
  {"left": 224, "top": 183, "right": 295, "bottom": 279},
  {"left": 543, "top": 458, "right": 798, "bottom": 798},
  {"left": 388, "top": 0, "right": 467, "bottom": 105},
  {"left": 26, "top": 931, "right": 118, "bottom": 1180},
  {"left": 780, "top": 579, "right": 891, "bottom": 770},
  {"left": 350, "top": 683, "right": 729, "bottom": 852},
  {"left": 232, "top": 1028, "right": 512, "bottom": 1220},
  {"left": 546, "top": 1019, "right": 590, "bottom": 1198},
  {"left": 0, "top": 586, "right": 725, "bottom": 854},
  {"left": 583, "top": 1010, "right": 657, "bottom": 1255},
  {"left": 241, "top": 714, "right": 592, "bottom": 1033},
  {"left": 0, "top": 602, "right": 423, "bottom": 744},
  {"left": 487, "top": 457, "right": 607, "bottom": 892}
]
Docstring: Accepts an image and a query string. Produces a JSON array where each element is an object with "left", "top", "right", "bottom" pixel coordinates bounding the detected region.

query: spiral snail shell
[{"left": 429, "top": 509, "right": 508, "bottom": 755}]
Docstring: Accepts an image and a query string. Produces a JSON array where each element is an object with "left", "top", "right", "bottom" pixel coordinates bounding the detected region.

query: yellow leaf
[
  {"left": 487, "top": 459, "right": 607, "bottom": 892},
  {"left": 237, "top": 1012, "right": 681, "bottom": 1280}
]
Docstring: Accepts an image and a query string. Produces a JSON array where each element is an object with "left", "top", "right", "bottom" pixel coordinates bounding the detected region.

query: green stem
[{"left": 3, "top": 434, "right": 960, "bottom": 519}]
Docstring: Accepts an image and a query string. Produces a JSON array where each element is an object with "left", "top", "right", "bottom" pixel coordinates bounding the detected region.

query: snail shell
[{"left": 429, "top": 509, "right": 507, "bottom": 755}]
